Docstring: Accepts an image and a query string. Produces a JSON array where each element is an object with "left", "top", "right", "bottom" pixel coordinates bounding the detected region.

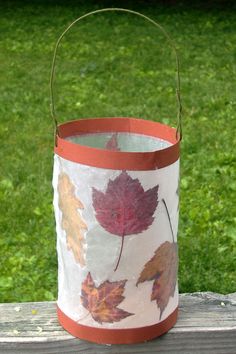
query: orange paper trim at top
[
  {"left": 54, "top": 117, "right": 180, "bottom": 171},
  {"left": 57, "top": 305, "right": 178, "bottom": 344}
]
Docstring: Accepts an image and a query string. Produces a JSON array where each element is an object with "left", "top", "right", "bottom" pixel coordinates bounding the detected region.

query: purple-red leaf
[{"left": 92, "top": 171, "right": 159, "bottom": 237}]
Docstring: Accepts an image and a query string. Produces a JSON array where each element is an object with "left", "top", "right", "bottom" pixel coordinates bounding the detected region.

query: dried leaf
[
  {"left": 137, "top": 241, "right": 178, "bottom": 319},
  {"left": 81, "top": 272, "right": 133, "bottom": 324},
  {"left": 92, "top": 171, "right": 159, "bottom": 270},
  {"left": 92, "top": 171, "right": 158, "bottom": 237},
  {"left": 58, "top": 173, "right": 87, "bottom": 266},
  {"left": 105, "top": 133, "right": 120, "bottom": 151}
]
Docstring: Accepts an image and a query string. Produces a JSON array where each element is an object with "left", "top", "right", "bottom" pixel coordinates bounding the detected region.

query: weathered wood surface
[{"left": 0, "top": 292, "right": 235, "bottom": 354}]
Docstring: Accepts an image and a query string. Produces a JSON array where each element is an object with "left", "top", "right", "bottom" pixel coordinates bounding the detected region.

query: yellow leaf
[{"left": 58, "top": 173, "right": 87, "bottom": 266}]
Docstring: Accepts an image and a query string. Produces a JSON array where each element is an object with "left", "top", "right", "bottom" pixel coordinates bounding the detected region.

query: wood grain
[{"left": 0, "top": 292, "right": 235, "bottom": 354}]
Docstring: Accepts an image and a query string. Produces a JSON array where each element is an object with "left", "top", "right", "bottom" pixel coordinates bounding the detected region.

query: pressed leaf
[
  {"left": 92, "top": 171, "right": 158, "bottom": 236},
  {"left": 137, "top": 241, "right": 178, "bottom": 319},
  {"left": 92, "top": 171, "right": 159, "bottom": 270},
  {"left": 58, "top": 173, "right": 87, "bottom": 266},
  {"left": 105, "top": 133, "right": 120, "bottom": 151},
  {"left": 81, "top": 272, "right": 133, "bottom": 324}
]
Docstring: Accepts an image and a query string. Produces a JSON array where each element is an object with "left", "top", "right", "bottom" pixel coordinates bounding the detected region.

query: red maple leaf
[
  {"left": 92, "top": 171, "right": 159, "bottom": 270},
  {"left": 81, "top": 272, "right": 133, "bottom": 324},
  {"left": 105, "top": 133, "right": 120, "bottom": 151}
]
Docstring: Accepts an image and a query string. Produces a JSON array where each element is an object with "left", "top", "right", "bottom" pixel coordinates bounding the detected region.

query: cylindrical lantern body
[{"left": 53, "top": 117, "right": 180, "bottom": 344}]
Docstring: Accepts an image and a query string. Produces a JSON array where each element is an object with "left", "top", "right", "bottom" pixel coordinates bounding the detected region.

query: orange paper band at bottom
[{"left": 57, "top": 306, "right": 178, "bottom": 344}]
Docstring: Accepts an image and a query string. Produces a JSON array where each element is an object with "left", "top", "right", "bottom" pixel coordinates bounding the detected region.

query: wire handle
[{"left": 50, "top": 8, "right": 183, "bottom": 140}]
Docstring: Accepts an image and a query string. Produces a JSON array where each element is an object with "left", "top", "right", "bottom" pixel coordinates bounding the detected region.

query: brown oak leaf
[
  {"left": 58, "top": 172, "right": 87, "bottom": 266},
  {"left": 137, "top": 241, "right": 178, "bottom": 319},
  {"left": 81, "top": 272, "right": 133, "bottom": 324}
]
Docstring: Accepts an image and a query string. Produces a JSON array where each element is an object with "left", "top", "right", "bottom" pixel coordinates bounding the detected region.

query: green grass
[{"left": 0, "top": 0, "right": 235, "bottom": 302}]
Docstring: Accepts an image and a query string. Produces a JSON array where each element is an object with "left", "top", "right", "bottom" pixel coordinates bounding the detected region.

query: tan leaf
[
  {"left": 81, "top": 272, "right": 133, "bottom": 324},
  {"left": 137, "top": 241, "right": 178, "bottom": 319},
  {"left": 58, "top": 173, "right": 87, "bottom": 266}
]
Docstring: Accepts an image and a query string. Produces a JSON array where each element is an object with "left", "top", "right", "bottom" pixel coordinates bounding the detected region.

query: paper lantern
[{"left": 51, "top": 8, "right": 182, "bottom": 344}]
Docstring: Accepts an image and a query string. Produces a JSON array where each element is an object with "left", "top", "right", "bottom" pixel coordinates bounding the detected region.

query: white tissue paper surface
[{"left": 53, "top": 134, "right": 179, "bottom": 329}]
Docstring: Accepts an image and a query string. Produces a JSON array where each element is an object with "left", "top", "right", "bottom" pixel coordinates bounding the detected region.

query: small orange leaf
[
  {"left": 137, "top": 241, "right": 178, "bottom": 319},
  {"left": 81, "top": 273, "right": 133, "bottom": 324},
  {"left": 58, "top": 173, "right": 87, "bottom": 266}
]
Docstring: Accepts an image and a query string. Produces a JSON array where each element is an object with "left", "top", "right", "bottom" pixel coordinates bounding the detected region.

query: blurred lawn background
[{"left": 0, "top": 0, "right": 235, "bottom": 302}]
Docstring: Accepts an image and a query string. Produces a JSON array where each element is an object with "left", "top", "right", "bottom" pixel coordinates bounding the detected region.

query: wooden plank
[{"left": 0, "top": 292, "right": 235, "bottom": 354}]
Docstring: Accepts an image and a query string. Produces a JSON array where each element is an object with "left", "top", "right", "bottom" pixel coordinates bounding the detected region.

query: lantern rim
[
  {"left": 57, "top": 305, "right": 178, "bottom": 344},
  {"left": 54, "top": 117, "right": 180, "bottom": 171}
]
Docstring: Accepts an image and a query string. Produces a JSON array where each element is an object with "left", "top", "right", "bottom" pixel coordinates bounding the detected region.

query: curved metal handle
[{"left": 50, "top": 8, "right": 183, "bottom": 140}]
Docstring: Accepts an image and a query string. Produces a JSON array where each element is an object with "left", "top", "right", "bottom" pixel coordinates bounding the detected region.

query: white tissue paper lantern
[{"left": 51, "top": 8, "right": 182, "bottom": 345}]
